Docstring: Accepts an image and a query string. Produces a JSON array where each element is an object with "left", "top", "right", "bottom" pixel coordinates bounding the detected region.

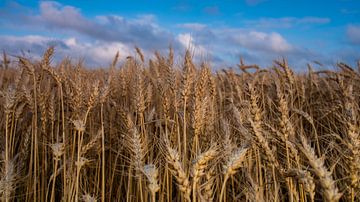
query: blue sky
[{"left": 0, "top": 0, "right": 359, "bottom": 69}]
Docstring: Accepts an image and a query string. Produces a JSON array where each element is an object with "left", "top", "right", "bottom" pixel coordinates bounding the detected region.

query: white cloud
[
  {"left": 177, "top": 33, "right": 208, "bottom": 57},
  {"left": 0, "top": 35, "right": 132, "bottom": 67},
  {"left": 3, "top": 1, "right": 178, "bottom": 51},
  {"left": 0, "top": 1, "right": 307, "bottom": 68},
  {"left": 3, "top": 35, "right": 51, "bottom": 44},
  {"left": 232, "top": 31, "right": 293, "bottom": 52},
  {"left": 39, "top": 1, "right": 88, "bottom": 29},
  {"left": 64, "top": 37, "right": 77, "bottom": 46},
  {"left": 177, "top": 33, "right": 192, "bottom": 48},
  {"left": 174, "top": 28, "right": 296, "bottom": 67},
  {"left": 63, "top": 39, "right": 132, "bottom": 64},
  {"left": 347, "top": 25, "right": 360, "bottom": 45},
  {"left": 0, "top": 35, "right": 67, "bottom": 60},
  {"left": 0, "top": 1, "right": 357, "bottom": 69}
]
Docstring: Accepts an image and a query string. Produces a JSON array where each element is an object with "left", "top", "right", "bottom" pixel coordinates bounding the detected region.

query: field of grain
[{"left": 0, "top": 47, "right": 359, "bottom": 201}]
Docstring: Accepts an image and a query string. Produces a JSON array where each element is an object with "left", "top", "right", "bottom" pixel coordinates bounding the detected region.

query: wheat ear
[
  {"left": 143, "top": 164, "right": 160, "bottom": 202},
  {"left": 299, "top": 136, "right": 342, "bottom": 202},
  {"left": 164, "top": 140, "right": 191, "bottom": 201},
  {"left": 220, "top": 146, "right": 249, "bottom": 201},
  {"left": 191, "top": 146, "right": 217, "bottom": 202}
]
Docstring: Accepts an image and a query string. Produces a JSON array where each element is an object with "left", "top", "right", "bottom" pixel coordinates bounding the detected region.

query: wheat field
[{"left": 0, "top": 47, "right": 359, "bottom": 201}]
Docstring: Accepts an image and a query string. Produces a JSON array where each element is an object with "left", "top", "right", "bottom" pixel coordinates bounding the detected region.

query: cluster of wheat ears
[{"left": 0, "top": 47, "right": 359, "bottom": 202}]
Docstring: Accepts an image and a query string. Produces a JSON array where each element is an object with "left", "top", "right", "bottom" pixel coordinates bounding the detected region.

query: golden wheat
[{"left": 0, "top": 47, "right": 358, "bottom": 201}]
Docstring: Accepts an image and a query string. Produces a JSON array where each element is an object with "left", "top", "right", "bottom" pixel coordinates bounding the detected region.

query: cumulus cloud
[
  {"left": 194, "top": 28, "right": 293, "bottom": 53},
  {"left": 0, "top": 1, "right": 301, "bottom": 67},
  {"left": 347, "top": 25, "right": 360, "bottom": 45},
  {"left": 62, "top": 38, "right": 132, "bottom": 65},
  {"left": 177, "top": 33, "right": 208, "bottom": 57},
  {"left": 3, "top": 1, "right": 177, "bottom": 51},
  {"left": 172, "top": 27, "right": 302, "bottom": 67},
  {"left": 229, "top": 31, "right": 293, "bottom": 53},
  {"left": 174, "top": 26, "right": 344, "bottom": 68},
  {"left": 38, "top": 1, "right": 90, "bottom": 30},
  {"left": 2, "top": 1, "right": 352, "bottom": 69},
  {"left": 0, "top": 35, "right": 132, "bottom": 67},
  {"left": 0, "top": 35, "right": 67, "bottom": 60}
]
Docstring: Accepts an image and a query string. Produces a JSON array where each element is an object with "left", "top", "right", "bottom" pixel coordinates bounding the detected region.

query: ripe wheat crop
[{"left": 0, "top": 47, "right": 359, "bottom": 201}]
